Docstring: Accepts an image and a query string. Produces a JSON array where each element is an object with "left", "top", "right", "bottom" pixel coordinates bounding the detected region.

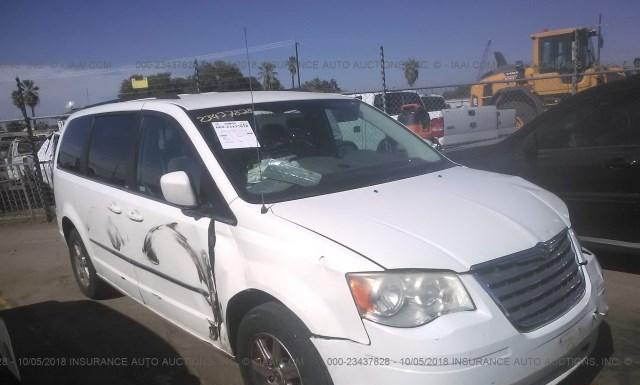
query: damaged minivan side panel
[
  {"left": 114, "top": 106, "right": 227, "bottom": 346},
  {"left": 141, "top": 222, "right": 223, "bottom": 339}
]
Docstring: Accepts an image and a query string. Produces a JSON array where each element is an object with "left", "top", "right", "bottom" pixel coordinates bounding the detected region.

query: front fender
[{"left": 221, "top": 206, "right": 381, "bottom": 346}]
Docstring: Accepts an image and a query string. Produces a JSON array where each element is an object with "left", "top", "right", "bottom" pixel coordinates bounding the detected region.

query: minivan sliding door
[{"left": 84, "top": 113, "right": 145, "bottom": 302}]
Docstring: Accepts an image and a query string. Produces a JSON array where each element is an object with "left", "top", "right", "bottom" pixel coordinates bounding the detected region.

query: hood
[{"left": 271, "top": 166, "right": 570, "bottom": 272}]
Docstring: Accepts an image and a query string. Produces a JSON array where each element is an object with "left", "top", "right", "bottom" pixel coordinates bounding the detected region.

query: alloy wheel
[{"left": 249, "top": 332, "right": 302, "bottom": 385}]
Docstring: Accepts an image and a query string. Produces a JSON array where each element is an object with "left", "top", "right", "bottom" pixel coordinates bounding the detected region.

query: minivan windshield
[{"left": 190, "top": 98, "right": 451, "bottom": 203}]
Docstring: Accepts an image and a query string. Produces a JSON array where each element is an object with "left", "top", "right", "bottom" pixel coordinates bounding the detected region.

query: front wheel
[{"left": 236, "top": 302, "right": 333, "bottom": 385}]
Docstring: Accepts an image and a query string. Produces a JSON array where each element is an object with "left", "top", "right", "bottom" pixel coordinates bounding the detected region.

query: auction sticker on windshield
[{"left": 212, "top": 121, "right": 260, "bottom": 149}]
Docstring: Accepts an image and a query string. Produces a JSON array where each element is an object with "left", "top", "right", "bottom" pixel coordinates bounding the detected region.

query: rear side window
[
  {"left": 87, "top": 114, "right": 139, "bottom": 187},
  {"left": 536, "top": 91, "right": 640, "bottom": 149},
  {"left": 576, "top": 95, "right": 640, "bottom": 147},
  {"left": 421, "top": 96, "right": 446, "bottom": 112},
  {"left": 57, "top": 115, "right": 93, "bottom": 172}
]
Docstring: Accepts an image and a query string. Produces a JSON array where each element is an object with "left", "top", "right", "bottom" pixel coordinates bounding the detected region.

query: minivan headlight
[{"left": 347, "top": 271, "right": 475, "bottom": 327}]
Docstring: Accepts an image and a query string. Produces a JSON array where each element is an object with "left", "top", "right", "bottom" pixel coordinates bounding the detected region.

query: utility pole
[
  {"left": 571, "top": 30, "right": 578, "bottom": 95},
  {"left": 380, "top": 46, "right": 388, "bottom": 113},
  {"left": 15, "top": 77, "right": 52, "bottom": 221},
  {"left": 596, "top": 13, "right": 603, "bottom": 68},
  {"left": 295, "top": 42, "right": 301, "bottom": 88},
  {"left": 194, "top": 59, "right": 201, "bottom": 93}
]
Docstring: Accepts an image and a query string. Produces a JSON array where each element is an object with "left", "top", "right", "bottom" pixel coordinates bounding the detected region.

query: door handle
[
  {"left": 126, "top": 210, "right": 144, "bottom": 222},
  {"left": 107, "top": 203, "right": 122, "bottom": 214}
]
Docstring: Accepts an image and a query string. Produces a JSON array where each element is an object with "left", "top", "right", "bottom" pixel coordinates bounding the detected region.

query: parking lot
[
  {"left": 0, "top": 221, "right": 638, "bottom": 385},
  {"left": 0, "top": 222, "right": 242, "bottom": 385}
]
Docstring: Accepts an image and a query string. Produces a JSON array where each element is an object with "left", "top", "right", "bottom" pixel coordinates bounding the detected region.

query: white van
[{"left": 54, "top": 91, "right": 608, "bottom": 385}]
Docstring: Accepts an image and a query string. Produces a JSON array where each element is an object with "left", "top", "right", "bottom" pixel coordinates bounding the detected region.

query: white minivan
[{"left": 54, "top": 91, "right": 608, "bottom": 385}]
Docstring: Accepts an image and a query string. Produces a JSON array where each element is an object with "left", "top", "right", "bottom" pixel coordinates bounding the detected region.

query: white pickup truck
[
  {"left": 440, "top": 104, "right": 517, "bottom": 148},
  {"left": 351, "top": 91, "right": 517, "bottom": 149},
  {"left": 422, "top": 94, "right": 517, "bottom": 148}
]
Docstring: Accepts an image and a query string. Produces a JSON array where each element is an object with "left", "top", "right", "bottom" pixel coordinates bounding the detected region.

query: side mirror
[{"left": 160, "top": 171, "right": 197, "bottom": 207}]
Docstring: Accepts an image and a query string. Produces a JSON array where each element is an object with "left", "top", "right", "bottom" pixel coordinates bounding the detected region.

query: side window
[
  {"left": 539, "top": 36, "right": 573, "bottom": 74},
  {"left": 575, "top": 96, "right": 640, "bottom": 147},
  {"left": 137, "top": 114, "right": 203, "bottom": 201},
  {"left": 536, "top": 95, "right": 640, "bottom": 150},
  {"left": 57, "top": 115, "right": 93, "bottom": 172},
  {"left": 87, "top": 114, "right": 138, "bottom": 187}
]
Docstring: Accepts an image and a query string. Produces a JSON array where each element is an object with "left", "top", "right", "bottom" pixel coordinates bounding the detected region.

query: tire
[
  {"left": 498, "top": 100, "right": 537, "bottom": 128},
  {"left": 67, "top": 229, "right": 109, "bottom": 299},
  {"left": 236, "top": 302, "right": 333, "bottom": 385}
]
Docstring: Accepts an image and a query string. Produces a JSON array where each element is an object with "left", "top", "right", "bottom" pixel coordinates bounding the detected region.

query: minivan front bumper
[{"left": 312, "top": 254, "right": 608, "bottom": 385}]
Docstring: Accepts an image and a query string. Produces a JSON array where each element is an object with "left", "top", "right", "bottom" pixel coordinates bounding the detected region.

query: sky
[{"left": 1, "top": 0, "right": 639, "bottom": 119}]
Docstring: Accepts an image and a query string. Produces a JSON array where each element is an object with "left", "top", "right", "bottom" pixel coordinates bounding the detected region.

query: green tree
[
  {"left": 117, "top": 61, "right": 262, "bottom": 100},
  {"left": 301, "top": 78, "right": 341, "bottom": 93},
  {"left": 402, "top": 58, "right": 420, "bottom": 87},
  {"left": 198, "top": 61, "right": 262, "bottom": 92},
  {"left": 11, "top": 79, "right": 40, "bottom": 117},
  {"left": 258, "top": 62, "right": 281, "bottom": 90},
  {"left": 287, "top": 56, "right": 298, "bottom": 89},
  {"left": 118, "top": 72, "right": 193, "bottom": 100}
]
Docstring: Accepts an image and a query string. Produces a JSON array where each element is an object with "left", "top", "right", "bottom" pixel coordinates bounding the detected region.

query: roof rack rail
[
  {"left": 80, "top": 98, "right": 123, "bottom": 109},
  {"left": 80, "top": 96, "right": 161, "bottom": 110}
]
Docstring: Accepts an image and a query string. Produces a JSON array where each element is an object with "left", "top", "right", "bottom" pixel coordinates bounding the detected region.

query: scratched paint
[
  {"left": 106, "top": 217, "right": 125, "bottom": 251},
  {"left": 142, "top": 222, "right": 222, "bottom": 340},
  {"left": 142, "top": 224, "right": 164, "bottom": 265}
]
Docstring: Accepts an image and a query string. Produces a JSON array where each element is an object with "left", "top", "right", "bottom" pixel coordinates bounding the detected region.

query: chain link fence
[
  {"left": 347, "top": 70, "right": 637, "bottom": 148},
  {"left": 0, "top": 128, "right": 56, "bottom": 223},
  {"left": 0, "top": 161, "right": 54, "bottom": 222}
]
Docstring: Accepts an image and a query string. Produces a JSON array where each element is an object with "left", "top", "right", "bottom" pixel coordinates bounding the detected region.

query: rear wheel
[
  {"left": 498, "top": 100, "right": 537, "bottom": 129},
  {"left": 68, "top": 229, "right": 109, "bottom": 299},
  {"left": 236, "top": 302, "right": 333, "bottom": 385}
]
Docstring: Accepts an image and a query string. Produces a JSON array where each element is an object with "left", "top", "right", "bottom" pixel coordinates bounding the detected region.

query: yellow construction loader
[{"left": 470, "top": 27, "right": 626, "bottom": 127}]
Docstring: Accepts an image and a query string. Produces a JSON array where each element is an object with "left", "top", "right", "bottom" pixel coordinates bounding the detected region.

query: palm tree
[
  {"left": 258, "top": 62, "right": 279, "bottom": 90},
  {"left": 11, "top": 79, "right": 40, "bottom": 117},
  {"left": 11, "top": 89, "right": 23, "bottom": 111},
  {"left": 402, "top": 59, "right": 420, "bottom": 87},
  {"left": 287, "top": 56, "right": 298, "bottom": 89}
]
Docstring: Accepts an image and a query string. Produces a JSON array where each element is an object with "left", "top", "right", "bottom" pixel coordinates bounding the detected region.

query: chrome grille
[{"left": 472, "top": 229, "right": 585, "bottom": 332}]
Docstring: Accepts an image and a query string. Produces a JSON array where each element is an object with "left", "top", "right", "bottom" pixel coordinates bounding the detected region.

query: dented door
[
  {"left": 122, "top": 111, "right": 222, "bottom": 345},
  {"left": 123, "top": 201, "right": 218, "bottom": 342}
]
